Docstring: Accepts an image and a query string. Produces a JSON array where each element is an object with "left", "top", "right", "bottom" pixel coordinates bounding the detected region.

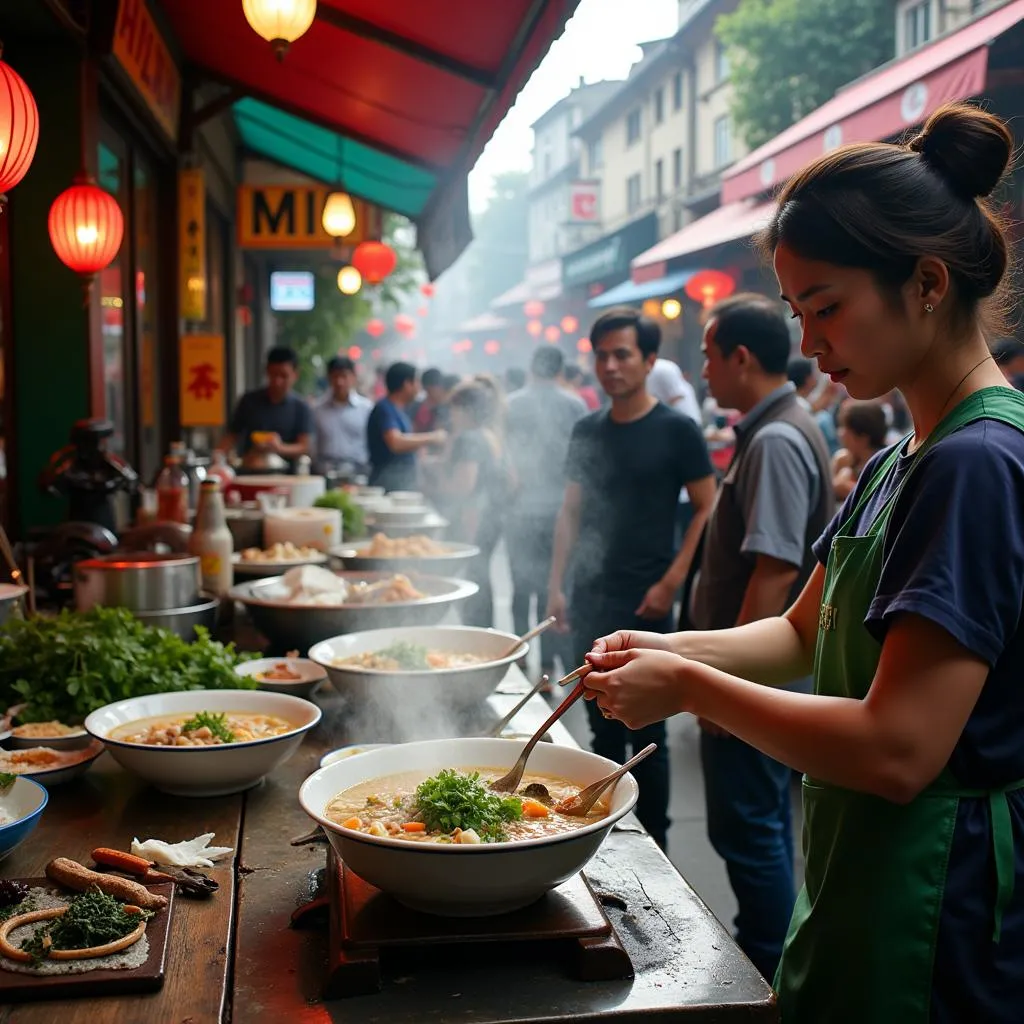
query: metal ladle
[{"left": 556, "top": 743, "right": 658, "bottom": 817}]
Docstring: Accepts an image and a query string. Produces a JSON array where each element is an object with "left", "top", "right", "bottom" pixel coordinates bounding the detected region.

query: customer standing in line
[
  {"left": 547, "top": 307, "right": 716, "bottom": 850},
  {"left": 687, "top": 294, "right": 833, "bottom": 982},
  {"left": 312, "top": 356, "right": 372, "bottom": 477}
]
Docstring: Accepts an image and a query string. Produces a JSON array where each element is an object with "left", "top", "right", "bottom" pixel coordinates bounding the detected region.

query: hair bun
[{"left": 908, "top": 102, "right": 1013, "bottom": 199}]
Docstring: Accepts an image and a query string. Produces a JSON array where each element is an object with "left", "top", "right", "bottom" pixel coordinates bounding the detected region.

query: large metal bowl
[
  {"left": 362, "top": 513, "right": 449, "bottom": 539},
  {"left": 131, "top": 594, "right": 221, "bottom": 640},
  {"left": 329, "top": 540, "right": 479, "bottom": 578},
  {"left": 0, "top": 583, "right": 27, "bottom": 627},
  {"left": 308, "top": 625, "right": 527, "bottom": 722},
  {"left": 229, "top": 572, "right": 479, "bottom": 653}
]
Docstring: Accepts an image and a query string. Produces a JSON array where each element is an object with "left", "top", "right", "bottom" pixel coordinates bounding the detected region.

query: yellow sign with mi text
[
  {"left": 179, "top": 168, "right": 207, "bottom": 322},
  {"left": 180, "top": 334, "right": 225, "bottom": 428},
  {"left": 237, "top": 185, "right": 381, "bottom": 250},
  {"left": 112, "top": 0, "right": 181, "bottom": 142}
]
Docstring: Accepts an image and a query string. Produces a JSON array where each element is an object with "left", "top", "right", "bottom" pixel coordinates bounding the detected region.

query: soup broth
[
  {"left": 326, "top": 767, "right": 609, "bottom": 844},
  {"left": 111, "top": 711, "right": 293, "bottom": 747}
]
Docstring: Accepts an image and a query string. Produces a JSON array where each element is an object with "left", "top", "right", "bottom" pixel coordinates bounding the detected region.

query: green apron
[{"left": 775, "top": 386, "right": 1024, "bottom": 1023}]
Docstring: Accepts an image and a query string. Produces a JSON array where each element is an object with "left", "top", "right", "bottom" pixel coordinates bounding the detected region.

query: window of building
[
  {"left": 588, "top": 137, "right": 603, "bottom": 171},
  {"left": 673, "top": 206, "right": 684, "bottom": 232},
  {"left": 904, "top": 0, "right": 932, "bottom": 50},
  {"left": 715, "top": 41, "right": 730, "bottom": 83},
  {"left": 655, "top": 159, "right": 664, "bottom": 203},
  {"left": 672, "top": 147, "right": 683, "bottom": 189},
  {"left": 672, "top": 71, "right": 683, "bottom": 111},
  {"left": 626, "top": 108, "right": 641, "bottom": 146},
  {"left": 653, "top": 88, "right": 664, "bottom": 125},
  {"left": 713, "top": 114, "right": 732, "bottom": 168},
  {"left": 627, "top": 173, "right": 642, "bottom": 213}
]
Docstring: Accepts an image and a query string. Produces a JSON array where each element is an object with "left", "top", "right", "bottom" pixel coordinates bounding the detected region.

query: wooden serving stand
[{"left": 291, "top": 846, "right": 633, "bottom": 998}]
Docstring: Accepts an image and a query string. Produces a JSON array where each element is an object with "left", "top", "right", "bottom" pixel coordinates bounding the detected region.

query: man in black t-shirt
[{"left": 547, "top": 307, "right": 716, "bottom": 850}]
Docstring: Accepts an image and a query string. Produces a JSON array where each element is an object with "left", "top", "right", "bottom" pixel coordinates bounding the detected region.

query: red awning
[
  {"left": 160, "top": 0, "right": 580, "bottom": 275},
  {"left": 722, "top": 0, "right": 1024, "bottom": 205},
  {"left": 631, "top": 199, "right": 776, "bottom": 273}
]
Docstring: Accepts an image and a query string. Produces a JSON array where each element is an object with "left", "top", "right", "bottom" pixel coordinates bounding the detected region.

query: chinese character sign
[
  {"left": 569, "top": 181, "right": 600, "bottom": 223},
  {"left": 179, "top": 334, "right": 225, "bottom": 427},
  {"left": 179, "top": 168, "right": 207, "bottom": 321}
]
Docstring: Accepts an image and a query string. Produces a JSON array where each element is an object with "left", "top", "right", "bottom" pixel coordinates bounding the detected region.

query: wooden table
[{"left": 3, "top": 669, "right": 777, "bottom": 1023}]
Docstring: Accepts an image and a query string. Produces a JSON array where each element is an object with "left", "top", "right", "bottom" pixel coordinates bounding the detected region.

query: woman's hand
[
  {"left": 590, "top": 629, "right": 674, "bottom": 655},
  {"left": 583, "top": 648, "right": 692, "bottom": 729}
]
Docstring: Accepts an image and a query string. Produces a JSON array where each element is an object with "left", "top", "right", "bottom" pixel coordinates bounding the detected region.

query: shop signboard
[
  {"left": 561, "top": 212, "right": 658, "bottom": 291},
  {"left": 237, "top": 186, "right": 379, "bottom": 250},
  {"left": 179, "top": 168, "right": 207, "bottom": 322},
  {"left": 179, "top": 333, "right": 225, "bottom": 428},
  {"left": 270, "top": 271, "right": 315, "bottom": 311},
  {"left": 568, "top": 181, "right": 600, "bottom": 224},
  {"left": 111, "top": 0, "right": 181, "bottom": 142}
]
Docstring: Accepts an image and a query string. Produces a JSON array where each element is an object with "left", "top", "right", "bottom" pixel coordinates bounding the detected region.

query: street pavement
[{"left": 489, "top": 542, "right": 804, "bottom": 947}]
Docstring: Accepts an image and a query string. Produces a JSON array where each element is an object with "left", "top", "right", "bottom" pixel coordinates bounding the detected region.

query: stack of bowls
[{"left": 73, "top": 552, "right": 219, "bottom": 640}]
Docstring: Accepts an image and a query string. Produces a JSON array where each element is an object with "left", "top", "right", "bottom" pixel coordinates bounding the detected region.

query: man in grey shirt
[
  {"left": 505, "top": 346, "right": 587, "bottom": 679},
  {"left": 313, "top": 356, "right": 372, "bottom": 475},
  {"left": 689, "top": 294, "right": 833, "bottom": 982}
]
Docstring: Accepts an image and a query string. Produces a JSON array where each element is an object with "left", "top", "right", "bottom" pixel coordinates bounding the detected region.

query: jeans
[
  {"left": 507, "top": 512, "right": 572, "bottom": 671},
  {"left": 573, "top": 609, "right": 674, "bottom": 851},
  {"left": 700, "top": 729, "right": 796, "bottom": 981}
]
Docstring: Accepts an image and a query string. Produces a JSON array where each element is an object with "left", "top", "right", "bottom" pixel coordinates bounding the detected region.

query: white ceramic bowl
[
  {"left": 234, "top": 657, "right": 328, "bottom": 698},
  {"left": 299, "top": 738, "right": 639, "bottom": 917},
  {"left": 319, "top": 743, "right": 392, "bottom": 768},
  {"left": 84, "top": 690, "right": 321, "bottom": 797},
  {"left": 371, "top": 505, "right": 433, "bottom": 528},
  {"left": 0, "top": 777, "right": 48, "bottom": 861},
  {"left": 388, "top": 491, "right": 424, "bottom": 506},
  {"left": 309, "top": 626, "right": 527, "bottom": 723},
  {"left": 6, "top": 725, "right": 92, "bottom": 751}
]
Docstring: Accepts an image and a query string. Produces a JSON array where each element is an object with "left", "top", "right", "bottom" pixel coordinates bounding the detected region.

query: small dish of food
[
  {"left": 7, "top": 720, "right": 92, "bottom": 752},
  {"left": 234, "top": 657, "right": 328, "bottom": 699},
  {"left": 332, "top": 535, "right": 480, "bottom": 578},
  {"left": 232, "top": 544, "right": 328, "bottom": 579},
  {"left": 0, "top": 776, "right": 48, "bottom": 862},
  {"left": 319, "top": 743, "right": 391, "bottom": 769},
  {"left": 84, "top": 690, "right": 321, "bottom": 797},
  {"left": 0, "top": 742, "right": 105, "bottom": 787},
  {"left": 299, "top": 737, "right": 639, "bottom": 916}
]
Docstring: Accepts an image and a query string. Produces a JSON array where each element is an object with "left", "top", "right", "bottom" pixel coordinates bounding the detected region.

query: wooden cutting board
[{"left": 0, "top": 879, "right": 174, "bottom": 1002}]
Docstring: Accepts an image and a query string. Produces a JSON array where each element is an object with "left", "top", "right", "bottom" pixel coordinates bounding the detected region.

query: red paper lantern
[
  {"left": 526, "top": 320, "right": 543, "bottom": 338},
  {"left": 348, "top": 345, "right": 363, "bottom": 360},
  {"left": 560, "top": 315, "right": 579, "bottom": 334},
  {"left": 484, "top": 340, "right": 500, "bottom": 356},
  {"left": 420, "top": 282, "right": 435, "bottom": 298},
  {"left": 365, "top": 318, "right": 385, "bottom": 338},
  {"left": 523, "top": 300, "right": 544, "bottom": 319},
  {"left": 394, "top": 313, "right": 416, "bottom": 336},
  {"left": 48, "top": 177, "right": 124, "bottom": 277},
  {"left": 577, "top": 337, "right": 592, "bottom": 353},
  {"left": 544, "top": 325, "right": 561, "bottom": 343},
  {"left": 351, "top": 240, "right": 397, "bottom": 285},
  {"left": 0, "top": 55, "right": 39, "bottom": 196},
  {"left": 685, "top": 269, "right": 736, "bottom": 309}
]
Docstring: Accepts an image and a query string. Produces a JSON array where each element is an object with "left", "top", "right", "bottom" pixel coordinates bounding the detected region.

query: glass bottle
[
  {"left": 189, "top": 480, "right": 234, "bottom": 597},
  {"left": 206, "top": 450, "right": 236, "bottom": 488},
  {"left": 171, "top": 440, "right": 206, "bottom": 510},
  {"left": 155, "top": 455, "right": 189, "bottom": 524}
]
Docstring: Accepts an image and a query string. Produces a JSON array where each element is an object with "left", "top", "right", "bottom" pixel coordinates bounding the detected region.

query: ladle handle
[
  {"left": 519, "top": 679, "right": 586, "bottom": 763},
  {"left": 498, "top": 616, "right": 557, "bottom": 662}
]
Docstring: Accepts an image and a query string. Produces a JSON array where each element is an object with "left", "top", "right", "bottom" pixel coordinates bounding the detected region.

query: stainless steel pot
[{"left": 74, "top": 553, "right": 201, "bottom": 613}]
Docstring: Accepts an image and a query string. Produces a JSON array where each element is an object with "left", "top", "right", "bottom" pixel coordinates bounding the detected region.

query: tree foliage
[
  {"left": 463, "top": 171, "right": 529, "bottom": 315},
  {"left": 273, "top": 213, "right": 422, "bottom": 393},
  {"left": 716, "top": 0, "right": 895, "bottom": 150}
]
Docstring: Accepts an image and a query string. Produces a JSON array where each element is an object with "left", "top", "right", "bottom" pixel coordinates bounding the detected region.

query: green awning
[{"left": 234, "top": 98, "right": 437, "bottom": 219}]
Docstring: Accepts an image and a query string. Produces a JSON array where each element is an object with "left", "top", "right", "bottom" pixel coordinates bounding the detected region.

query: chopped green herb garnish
[
  {"left": 376, "top": 642, "right": 430, "bottom": 670},
  {"left": 20, "top": 889, "right": 153, "bottom": 962},
  {"left": 0, "top": 772, "right": 16, "bottom": 795},
  {"left": 181, "top": 711, "right": 235, "bottom": 743},
  {"left": 413, "top": 769, "right": 523, "bottom": 843}
]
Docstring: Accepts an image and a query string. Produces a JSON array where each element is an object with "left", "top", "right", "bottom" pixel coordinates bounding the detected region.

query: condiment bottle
[
  {"left": 189, "top": 480, "right": 234, "bottom": 597},
  {"left": 155, "top": 455, "right": 189, "bottom": 524},
  {"left": 171, "top": 440, "right": 206, "bottom": 510},
  {"left": 206, "top": 450, "right": 236, "bottom": 488}
]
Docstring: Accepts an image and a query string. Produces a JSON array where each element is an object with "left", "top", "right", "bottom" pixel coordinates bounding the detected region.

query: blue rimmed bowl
[{"left": 0, "top": 777, "right": 48, "bottom": 862}]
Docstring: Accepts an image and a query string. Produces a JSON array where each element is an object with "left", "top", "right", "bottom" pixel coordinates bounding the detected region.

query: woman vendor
[{"left": 582, "top": 102, "right": 1024, "bottom": 1023}]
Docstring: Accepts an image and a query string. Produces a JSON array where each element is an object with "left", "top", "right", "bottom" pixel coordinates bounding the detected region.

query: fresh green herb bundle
[
  {"left": 20, "top": 889, "right": 154, "bottom": 962},
  {"left": 0, "top": 606, "right": 257, "bottom": 725},
  {"left": 376, "top": 642, "right": 430, "bottom": 670},
  {"left": 313, "top": 490, "right": 365, "bottom": 539},
  {"left": 181, "top": 711, "right": 235, "bottom": 743},
  {"left": 413, "top": 769, "right": 523, "bottom": 842}
]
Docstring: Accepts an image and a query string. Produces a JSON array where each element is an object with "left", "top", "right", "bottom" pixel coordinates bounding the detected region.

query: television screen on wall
[{"left": 270, "top": 271, "right": 315, "bottom": 311}]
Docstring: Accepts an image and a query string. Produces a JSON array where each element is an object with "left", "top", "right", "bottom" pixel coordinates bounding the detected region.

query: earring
[{"left": 924, "top": 303, "right": 935, "bottom": 313}]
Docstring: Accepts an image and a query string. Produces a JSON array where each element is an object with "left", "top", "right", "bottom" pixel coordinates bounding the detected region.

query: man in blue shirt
[
  {"left": 367, "top": 362, "right": 446, "bottom": 491},
  {"left": 219, "top": 346, "right": 313, "bottom": 470},
  {"left": 313, "top": 356, "right": 372, "bottom": 476}
]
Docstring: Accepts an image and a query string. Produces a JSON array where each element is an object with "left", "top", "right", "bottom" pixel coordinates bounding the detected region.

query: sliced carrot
[
  {"left": 91, "top": 848, "right": 153, "bottom": 876},
  {"left": 341, "top": 816, "right": 363, "bottom": 830},
  {"left": 401, "top": 821, "right": 426, "bottom": 832},
  {"left": 522, "top": 800, "right": 549, "bottom": 819}
]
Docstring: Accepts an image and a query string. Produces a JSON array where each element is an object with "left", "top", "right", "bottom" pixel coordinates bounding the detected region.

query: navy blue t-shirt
[
  {"left": 229, "top": 389, "right": 314, "bottom": 455},
  {"left": 813, "top": 418, "right": 1024, "bottom": 1023},
  {"left": 367, "top": 398, "right": 415, "bottom": 491}
]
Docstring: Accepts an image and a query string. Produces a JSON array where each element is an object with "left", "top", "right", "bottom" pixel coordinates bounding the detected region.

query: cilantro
[
  {"left": 412, "top": 769, "right": 523, "bottom": 843},
  {"left": 376, "top": 642, "right": 430, "bottom": 670},
  {"left": 0, "top": 607, "right": 258, "bottom": 725},
  {"left": 0, "top": 772, "right": 15, "bottom": 795},
  {"left": 182, "top": 711, "right": 235, "bottom": 743},
  {"left": 314, "top": 490, "right": 365, "bottom": 539}
]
